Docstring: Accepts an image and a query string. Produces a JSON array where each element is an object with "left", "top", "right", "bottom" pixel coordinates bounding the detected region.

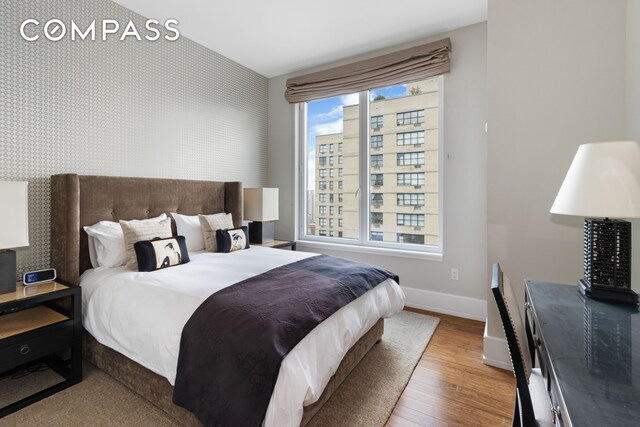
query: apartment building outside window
[
  {"left": 397, "top": 131, "right": 424, "bottom": 146},
  {"left": 397, "top": 152, "right": 424, "bottom": 166},
  {"left": 397, "top": 109, "right": 424, "bottom": 125},
  {"left": 319, "top": 206, "right": 326, "bottom": 215},
  {"left": 301, "top": 76, "right": 442, "bottom": 252}
]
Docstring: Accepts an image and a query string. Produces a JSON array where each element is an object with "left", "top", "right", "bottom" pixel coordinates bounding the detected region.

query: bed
[{"left": 50, "top": 174, "right": 404, "bottom": 426}]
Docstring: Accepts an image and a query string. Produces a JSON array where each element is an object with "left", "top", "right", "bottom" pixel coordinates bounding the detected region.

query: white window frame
[{"left": 296, "top": 76, "right": 444, "bottom": 257}]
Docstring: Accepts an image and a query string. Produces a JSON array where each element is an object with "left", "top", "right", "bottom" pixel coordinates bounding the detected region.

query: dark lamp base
[
  {"left": 248, "top": 221, "right": 275, "bottom": 244},
  {"left": 0, "top": 249, "right": 17, "bottom": 295},
  {"left": 578, "top": 279, "right": 639, "bottom": 305}
]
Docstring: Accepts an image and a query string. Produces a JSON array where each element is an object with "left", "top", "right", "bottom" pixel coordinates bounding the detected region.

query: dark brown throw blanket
[{"left": 172, "top": 254, "right": 398, "bottom": 427}]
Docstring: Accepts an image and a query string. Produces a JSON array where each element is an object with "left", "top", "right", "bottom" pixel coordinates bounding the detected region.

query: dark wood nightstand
[
  {"left": 253, "top": 240, "right": 296, "bottom": 251},
  {"left": 0, "top": 280, "right": 82, "bottom": 418}
]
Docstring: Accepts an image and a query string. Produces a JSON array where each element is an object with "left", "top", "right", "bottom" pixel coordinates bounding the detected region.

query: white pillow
[
  {"left": 120, "top": 216, "right": 173, "bottom": 269},
  {"left": 84, "top": 213, "right": 167, "bottom": 269},
  {"left": 171, "top": 213, "right": 205, "bottom": 252},
  {"left": 199, "top": 213, "right": 234, "bottom": 252}
]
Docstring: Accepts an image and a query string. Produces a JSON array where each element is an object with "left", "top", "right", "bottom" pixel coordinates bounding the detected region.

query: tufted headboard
[{"left": 50, "top": 174, "right": 243, "bottom": 284}]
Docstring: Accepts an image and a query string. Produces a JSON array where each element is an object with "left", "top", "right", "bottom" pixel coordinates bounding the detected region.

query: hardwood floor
[{"left": 387, "top": 308, "right": 515, "bottom": 427}]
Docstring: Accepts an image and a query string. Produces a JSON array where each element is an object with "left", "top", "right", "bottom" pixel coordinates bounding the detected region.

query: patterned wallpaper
[{"left": 0, "top": 0, "right": 268, "bottom": 277}]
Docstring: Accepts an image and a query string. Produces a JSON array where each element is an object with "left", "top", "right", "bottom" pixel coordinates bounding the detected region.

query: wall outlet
[{"left": 450, "top": 268, "right": 459, "bottom": 281}]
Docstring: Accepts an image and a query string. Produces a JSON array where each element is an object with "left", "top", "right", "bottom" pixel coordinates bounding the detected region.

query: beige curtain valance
[{"left": 285, "top": 38, "right": 451, "bottom": 104}]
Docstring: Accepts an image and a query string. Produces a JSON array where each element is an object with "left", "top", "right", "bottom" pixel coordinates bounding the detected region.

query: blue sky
[{"left": 306, "top": 84, "right": 407, "bottom": 189}]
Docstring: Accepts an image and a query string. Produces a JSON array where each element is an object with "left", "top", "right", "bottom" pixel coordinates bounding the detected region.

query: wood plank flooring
[{"left": 387, "top": 308, "right": 515, "bottom": 427}]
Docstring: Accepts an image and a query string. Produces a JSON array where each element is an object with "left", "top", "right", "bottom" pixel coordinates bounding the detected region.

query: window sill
[{"left": 295, "top": 240, "right": 443, "bottom": 262}]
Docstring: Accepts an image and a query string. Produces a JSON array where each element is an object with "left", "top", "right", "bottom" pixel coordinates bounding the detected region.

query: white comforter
[{"left": 80, "top": 246, "right": 405, "bottom": 427}]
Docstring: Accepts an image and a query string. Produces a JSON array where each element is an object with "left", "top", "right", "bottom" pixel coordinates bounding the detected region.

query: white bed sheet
[{"left": 80, "top": 246, "right": 405, "bottom": 427}]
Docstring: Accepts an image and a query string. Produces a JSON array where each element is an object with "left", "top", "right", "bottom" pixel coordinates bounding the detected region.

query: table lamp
[
  {"left": 550, "top": 141, "right": 640, "bottom": 304},
  {"left": 0, "top": 181, "right": 29, "bottom": 295},
  {"left": 244, "top": 188, "right": 279, "bottom": 244}
]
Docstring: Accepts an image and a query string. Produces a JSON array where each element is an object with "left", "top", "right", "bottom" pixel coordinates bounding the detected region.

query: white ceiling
[{"left": 113, "top": 0, "right": 487, "bottom": 78}]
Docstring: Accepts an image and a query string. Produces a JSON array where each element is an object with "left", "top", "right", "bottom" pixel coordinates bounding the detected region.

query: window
[
  {"left": 397, "top": 193, "right": 425, "bottom": 206},
  {"left": 370, "top": 232, "right": 383, "bottom": 241},
  {"left": 300, "top": 77, "right": 442, "bottom": 252},
  {"left": 397, "top": 152, "right": 424, "bottom": 166},
  {"left": 397, "top": 173, "right": 424, "bottom": 186},
  {"left": 371, "top": 135, "right": 383, "bottom": 148},
  {"left": 397, "top": 131, "right": 424, "bottom": 146},
  {"left": 397, "top": 233, "right": 425, "bottom": 244},
  {"left": 397, "top": 110, "right": 424, "bottom": 126},
  {"left": 397, "top": 213, "right": 424, "bottom": 227},
  {"left": 371, "top": 212, "right": 383, "bottom": 225}
]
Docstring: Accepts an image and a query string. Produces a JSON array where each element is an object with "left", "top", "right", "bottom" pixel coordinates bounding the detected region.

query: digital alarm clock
[{"left": 23, "top": 268, "right": 57, "bottom": 286}]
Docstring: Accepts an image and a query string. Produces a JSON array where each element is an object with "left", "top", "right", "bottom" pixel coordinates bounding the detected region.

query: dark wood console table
[{"left": 525, "top": 280, "right": 640, "bottom": 426}]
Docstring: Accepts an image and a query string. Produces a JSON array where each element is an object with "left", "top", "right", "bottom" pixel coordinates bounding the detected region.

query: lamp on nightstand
[
  {"left": 244, "top": 188, "right": 279, "bottom": 244},
  {"left": 550, "top": 141, "right": 640, "bottom": 304},
  {"left": 0, "top": 181, "right": 29, "bottom": 295}
]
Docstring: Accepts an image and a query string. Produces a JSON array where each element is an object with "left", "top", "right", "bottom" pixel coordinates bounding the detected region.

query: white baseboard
[
  {"left": 401, "top": 286, "right": 487, "bottom": 321},
  {"left": 482, "top": 323, "right": 512, "bottom": 370}
]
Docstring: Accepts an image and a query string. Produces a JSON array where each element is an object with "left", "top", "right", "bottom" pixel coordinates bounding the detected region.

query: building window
[
  {"left": 397, "top": 110, "right": 425, "bottom": 126},
  {"left": 397, "top": 151, "right": 424, "bottom": 166},
  {"left": 371, "top": 135, "right": 383, "bottom": 148},
  {"left": 397, "top": 173, "right": 424, "bottom": 186},
  {"left": 397, "top": 193, "right": 425, "bottom": 206},
  {"left": 319, "top": 206, "right": 326, "bottom": 215},
  {"left": 329, "top": 231, "right": 334, "bottom": 237},
  {"left": 300, "top": 76, "right": 442, "bottom": 252},
  {"left": 397, "top": 233, "right": 425, "bottom": 244},
  {"left": 371, "top": 212, "right": 383, "bottom": 225},
  {"left": 397, "top": 131, "right": 425, "bottom": 146},
  {"left": 397, "top": 213, "right": 425, "bottom": 227}
]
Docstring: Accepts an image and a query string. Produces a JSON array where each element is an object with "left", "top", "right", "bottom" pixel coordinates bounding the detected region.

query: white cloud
[
  {"left": 314, "top": 105, "right": 342, "bottom": 120},
  {"left": 312, "top": 118, "right": 343, "bottom": 135},
  {"left": 340, "top": 93, "right": 359, "bottom": 106}
]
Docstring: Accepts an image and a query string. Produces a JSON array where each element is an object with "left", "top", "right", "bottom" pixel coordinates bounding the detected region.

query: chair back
[{"left": 491, "top": 263, "right": 535, "bottom": 426}]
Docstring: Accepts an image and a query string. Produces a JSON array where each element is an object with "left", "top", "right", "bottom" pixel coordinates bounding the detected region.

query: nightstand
[
  {"left": 253, "top": 240, "right": 296, "bottom": 251},
  {"left": 0, "top": 280, "right": 81, "bottom": 418}
]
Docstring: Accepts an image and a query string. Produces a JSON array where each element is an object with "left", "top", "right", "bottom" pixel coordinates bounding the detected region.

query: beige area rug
[{"left": 1, "top": 311, "right": 439, "bottom": 427}]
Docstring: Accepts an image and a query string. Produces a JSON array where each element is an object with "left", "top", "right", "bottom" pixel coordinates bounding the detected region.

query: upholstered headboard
[{"left": 50, "top": 174, "right": 243, "bottom": 284}]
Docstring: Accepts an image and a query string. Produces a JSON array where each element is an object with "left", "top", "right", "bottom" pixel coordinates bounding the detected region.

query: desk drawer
[{"left": 0, "top": 325, "right": 73, "bottom": 373}]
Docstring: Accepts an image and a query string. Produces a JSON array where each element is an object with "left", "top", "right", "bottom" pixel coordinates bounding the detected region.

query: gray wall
[
  {"left": 0, "top": 0, "right": 268, "bottom": 277},
  {"left": 486, "top": 0, "right": 628, "bottom": 343},
  {"left": 268, "top": 22, "right": 488, "bottom": 301}
]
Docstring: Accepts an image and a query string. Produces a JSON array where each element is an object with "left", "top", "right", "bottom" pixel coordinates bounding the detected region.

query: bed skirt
[{"left": 83, "top": 318, "right": 385, "bottom": 426}]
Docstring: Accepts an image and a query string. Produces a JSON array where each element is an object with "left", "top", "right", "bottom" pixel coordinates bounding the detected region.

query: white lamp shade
[
  {"left": 550, "top": 141, "right": 640, "bottom": 218},
  {"left": 244, "top": 188, "right": 279, "bottom": 221},
  {"left": 0, "top": 181, "right": 29, "bottom": 248}
]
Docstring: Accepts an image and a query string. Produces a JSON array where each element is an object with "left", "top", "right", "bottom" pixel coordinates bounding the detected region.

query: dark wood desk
[{"left": 525, "top": 281, "right": 640, "bottom": 426}]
